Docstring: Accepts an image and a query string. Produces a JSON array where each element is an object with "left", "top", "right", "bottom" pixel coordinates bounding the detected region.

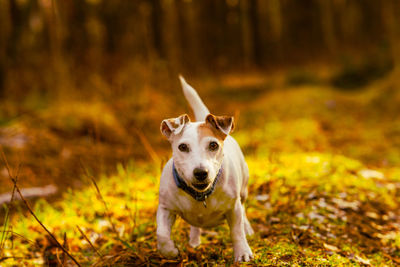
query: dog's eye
[
  {"left": 209, "top": 141, "right": 219, "bottom": 151},
  {"left": 178, "top": 143, "right": 189, "bottom": 152}
]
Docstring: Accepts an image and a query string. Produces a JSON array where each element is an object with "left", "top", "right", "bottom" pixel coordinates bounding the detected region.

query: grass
[
  {"left": 1, "top": 152, "right": 399, "bottom": 266},
  {"left": 1, "top": 72, "right": 400, "bottom": 265}
]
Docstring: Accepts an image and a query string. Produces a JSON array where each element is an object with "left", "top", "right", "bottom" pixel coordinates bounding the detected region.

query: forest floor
[{"left": 1, "top": 69, "right": 400, "bottom": 266}]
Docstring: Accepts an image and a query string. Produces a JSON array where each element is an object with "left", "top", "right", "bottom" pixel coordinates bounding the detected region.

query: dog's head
[{"left": 161, "top": 114, "right": 234, "bottom": 192}]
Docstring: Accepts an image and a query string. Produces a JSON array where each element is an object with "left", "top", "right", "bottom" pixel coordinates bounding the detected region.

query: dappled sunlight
[
  {"left": 1, "top": 0, "right": 400, "bottom": 265},
  {"left": 1, "top": 75, "right": 400, "bottom": 265},
  {"left": 3, "top": 148, "right": 400, "bottom": 265}
]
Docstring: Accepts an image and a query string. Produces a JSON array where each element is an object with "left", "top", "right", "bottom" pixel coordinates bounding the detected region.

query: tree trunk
[
  {"left": 151, "top": 0, "right": 164, "bottom": 59},
  {"left": 382, "top": 0, "right": 400, "bottom": 72},
  {"left": 240, "top": 0, "right": 253, "bottom": 68},
  {"left": 0, "top": 1, "right": 11, "bottom": 97},
  {"left": 318, "top": 0, "right": 337, "bottom": 55},
  {"left": 250, "top": 0, "right": 262, "bottom": 66}
]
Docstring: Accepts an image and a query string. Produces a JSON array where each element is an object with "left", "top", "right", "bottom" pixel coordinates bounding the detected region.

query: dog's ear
[
  {"left": 205, "top": 114, "right": 234, "bottom": 139},
  {"left": 161, "top": 114, "right": 190, "bottom": 139}
]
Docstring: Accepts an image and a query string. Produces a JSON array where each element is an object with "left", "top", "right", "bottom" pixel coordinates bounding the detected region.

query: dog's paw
[
  {"left": 234, "top": 246, "right": 253, "bottom": 262},
  {"left": 189, "top": 226, "right": 202, "bottom": 248},
  {"left": 158, "top": 245, "right": 179, "bottom": 259},
  {"left": 189, "top": 238, "right": 201, "bottom": 248},
  {"left": 157, "top": 239, "right": 179, "bottom": 259},
  {"left": 235, "top": 251, "right": 253, "bottom": 262}
]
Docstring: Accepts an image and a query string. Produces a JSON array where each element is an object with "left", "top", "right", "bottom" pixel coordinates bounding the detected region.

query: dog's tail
[{"left": 179, "top": 75, "right": 210, "bottom": 121}]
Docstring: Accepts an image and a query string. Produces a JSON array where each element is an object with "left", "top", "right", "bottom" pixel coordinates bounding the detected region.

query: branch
[{"left": 1, "top": 149, "right": 81, "bottom": 267}]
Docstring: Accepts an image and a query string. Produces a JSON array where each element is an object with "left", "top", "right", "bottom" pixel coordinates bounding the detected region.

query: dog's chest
[
  {"left": 180, "top": 209, "right": 224, "bottom": 228},
  {"left": 176, "top": 196, "right": 234, "bottom": 228}
]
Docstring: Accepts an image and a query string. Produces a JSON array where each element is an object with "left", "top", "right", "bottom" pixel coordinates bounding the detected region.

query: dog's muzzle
[
  {"left": 193, "top": 167, "right": 208, "bottom": 181},
  {"left": 172, "top": 162, "right": 223, "bottom": 203}
]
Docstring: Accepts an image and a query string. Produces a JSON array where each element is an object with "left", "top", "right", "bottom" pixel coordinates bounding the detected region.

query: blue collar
[{"left": 172, "top": 162, "right": 222, "bottom": 206}]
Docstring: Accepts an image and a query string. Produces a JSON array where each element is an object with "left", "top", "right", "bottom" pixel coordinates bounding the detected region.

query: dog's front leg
[
  {"left": 156, "top": 205, "right": 178, "bottom": 258},
  {"left": 189, "top": 226, "right": 201, "bottom": 247},
  {"left": 226, "top": 199, "right": 253, "bottom": 262}
]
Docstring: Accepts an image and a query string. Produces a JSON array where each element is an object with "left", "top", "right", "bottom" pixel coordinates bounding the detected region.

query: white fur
[
  {"left": 169, "top": 122, "right": 222, "bottom": 191},
  {"left": 157, "top": 77, "right": 254, "bottom": 262},
  {"left": 179, "top": 75, "right": 210, "bottom": 121}
]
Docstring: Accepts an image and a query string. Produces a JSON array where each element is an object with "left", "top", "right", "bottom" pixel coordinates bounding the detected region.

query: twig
[
  {"left": 76, "top": 226, "right": 103, "bottom": 257},
  {"left": 56, "top": 249, "right": 65, "bottom": 267},
  {"left": 0, "top": 147, "right": 19, "bottom": 255},
  {"left": 79, "top": 160, "right": 118, "bottom": 234},
  {"left": 0, "top": 148, "right": 19, "bottom": 204},
  {"left": 134, "top": 128, "right": 160, "bottom": 164},
  {"left": 0, "top": 146, "right": 12, "bottom": 180},
  {"left": 0, "top": 231, "right": 39, "bottom": 248},
  {"left": 1, "top": 150, "right": 81, "bottom": 267},
  {"left": 80, "top": 160, "right": 136, "bottom": 252},
  {"left": 11, "top": 179, "right": 81, "bottom": 266},
  {"left": 0, "top": 205, "right": 10, "bottom": 254},
  {"left": 62, "top": 232, "right": 68, "bottom": 266},
  {"left": 10, "top": 163, "right": 20, "bottom": 203}
]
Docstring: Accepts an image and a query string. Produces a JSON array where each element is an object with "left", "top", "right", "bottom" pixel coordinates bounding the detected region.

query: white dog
[{"left": 157, "top": 76, "right": 254, "bottom": 262}]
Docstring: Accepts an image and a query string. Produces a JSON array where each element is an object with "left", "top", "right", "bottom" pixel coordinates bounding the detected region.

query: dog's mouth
[{"left": 192, "top": 183, "right": 209, "bottom": 191}]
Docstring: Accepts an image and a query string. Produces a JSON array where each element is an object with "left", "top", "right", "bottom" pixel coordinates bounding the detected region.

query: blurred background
[{"left": 0, "top": 0, "right": 399, "bottom": 198}]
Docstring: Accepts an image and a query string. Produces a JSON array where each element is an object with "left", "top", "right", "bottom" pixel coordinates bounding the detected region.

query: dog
[{"left": 157, "top": 76, "right": 254, "bottom": 262}]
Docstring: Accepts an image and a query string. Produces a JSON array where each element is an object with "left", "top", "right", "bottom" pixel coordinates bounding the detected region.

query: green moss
[{"left": 2, "top": 77, "right": 400, "bottom": 265}]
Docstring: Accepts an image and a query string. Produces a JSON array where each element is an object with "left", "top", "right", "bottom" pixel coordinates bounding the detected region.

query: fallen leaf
[
  {"left": 332, "top": 198, "right": 359, "bottom": 211},
  {"left": 256, "top": 194, "right": 269, "bottom": 202},
  {"left": 354, "top": 255, "right": 371, "bottom": 265},
  {"left": 359, "top": 169, "right": 384, "bottom": 180},
  {"left": 365, "top": 211, "right": 379, "bottom": 220},
  {"left": 323, "top": 243, "right": 339, "bottom": 252}
]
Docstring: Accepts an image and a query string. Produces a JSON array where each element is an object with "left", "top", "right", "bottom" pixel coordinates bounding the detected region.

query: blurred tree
[
  {"left": 382, "top": 0, "right": 400, "bottom": 72},
  {"left": 318, "top": 0, "right": 337, "bottom": 55},
  {"left": 151, "top": 0, "right": 164, "bottom": 58},
  {"left": 0, "top": 1, "right": 11, "bottom": 96},
  {"left": 0, "top": 0, "right": 398, "bottom": 99}
]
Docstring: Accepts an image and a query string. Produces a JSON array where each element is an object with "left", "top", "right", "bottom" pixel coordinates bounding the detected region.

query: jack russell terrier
[{"left": 157, "top": 76, "right": 254, "bottom": 262}]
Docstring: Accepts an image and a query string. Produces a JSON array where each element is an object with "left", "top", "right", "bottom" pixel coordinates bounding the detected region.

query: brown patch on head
[
  {"left": 160, "top": 114, "right": 190, "bottom": 140},
  {"left": 198, "top": 123, "right": 225, "bottom": 141},
  {"left": 204, "top": 114, "right": 234, "bottom": 140}
]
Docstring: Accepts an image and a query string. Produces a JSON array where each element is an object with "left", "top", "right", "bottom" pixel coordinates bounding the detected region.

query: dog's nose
[{"left": 193, "top": 168, "right": 208, "bottom": 181}]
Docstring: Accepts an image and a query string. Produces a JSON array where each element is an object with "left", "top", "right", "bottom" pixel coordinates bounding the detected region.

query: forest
[{"left": 0, "top": 0, "right": 400, "bottom": 266}]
